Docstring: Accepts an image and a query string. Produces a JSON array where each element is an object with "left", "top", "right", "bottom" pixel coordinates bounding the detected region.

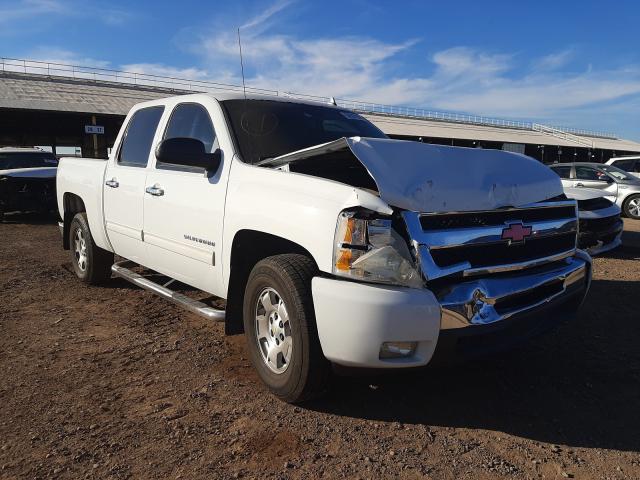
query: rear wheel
[
  {"left": 243, "top": 254, "right": 329, "bottom": 403},
  {"left": 69, "top": 213, "right": 114, "bottom": 284},
  {"left": 623, "top": 194, "right": 640, "bottom": 219}
]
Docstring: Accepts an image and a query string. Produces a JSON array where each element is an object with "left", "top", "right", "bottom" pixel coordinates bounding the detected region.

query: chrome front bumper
[{"left": 435, "top": 251, "right": 591, "bottom": 331}]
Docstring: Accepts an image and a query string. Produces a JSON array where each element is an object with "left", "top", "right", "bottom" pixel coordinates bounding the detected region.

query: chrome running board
[{"left": 111, "top": 260, "right": 225, "bottom": 322}]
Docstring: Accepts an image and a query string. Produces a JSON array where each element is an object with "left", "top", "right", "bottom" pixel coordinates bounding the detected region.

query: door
[
  {"left": 103, "top": 105, "right": 164, "bottom": 264},
  {"left": 143, "top": 102, "right": 226, "bottom": 294},
  {"left": 572, "top": 165, "right": 618, "bottom": 198}
]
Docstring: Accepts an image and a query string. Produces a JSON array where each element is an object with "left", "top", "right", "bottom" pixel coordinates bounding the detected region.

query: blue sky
[{"left": 2, "top": 0, "right": 640, "bottom": 140}]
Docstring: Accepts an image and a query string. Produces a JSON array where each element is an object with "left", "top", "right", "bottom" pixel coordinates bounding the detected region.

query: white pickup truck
[{"left": 57, "top": 93, "right": 592, "bottom": 402}]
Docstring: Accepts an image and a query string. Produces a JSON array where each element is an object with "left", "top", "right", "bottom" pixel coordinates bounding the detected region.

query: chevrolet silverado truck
[{"left": 57, "top": 93, "right": 592, "bottom": 402}]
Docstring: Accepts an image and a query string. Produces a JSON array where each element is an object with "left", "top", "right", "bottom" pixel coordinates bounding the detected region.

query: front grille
[
  {"left": 420, "top": 205, "right": 576, "bottom": 230},
  {"left": 430, "top": 233, "right": 576, "bottom": 269},
  {"left": 403, "top": 200, "right": 578, "bottom": 281}
]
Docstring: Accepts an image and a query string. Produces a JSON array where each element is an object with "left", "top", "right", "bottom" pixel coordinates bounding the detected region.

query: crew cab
[{"left": 57, "top": 93, "right": 592, "bottom": 402}]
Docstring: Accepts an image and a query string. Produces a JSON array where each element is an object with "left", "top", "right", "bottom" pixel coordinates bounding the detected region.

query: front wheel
[
  {"left": 69, "top": 212, "right": 114, "bottom": 284},
  {"left": 623, "top": 194, "right": 640, "bottom": 219},
  {"left": 243, "top": 254, "right": 330, "bottom": 403}
]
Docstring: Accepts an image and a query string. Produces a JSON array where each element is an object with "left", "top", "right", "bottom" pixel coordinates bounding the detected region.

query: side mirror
[{"left": 155, "top": 137, "right": 221, "bottom": 172}]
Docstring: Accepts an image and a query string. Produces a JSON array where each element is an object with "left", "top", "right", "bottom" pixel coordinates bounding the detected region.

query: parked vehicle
[
  {"left": 605, "top": 155, "right": 640, "bottom": 179},
  {"left": 549, "top": 162, "right": 640, "bottom": 219},
  {"left": 563, "top": 187, "right": 622, "bottom": 255},
  {"left": 0, "top": 147, "right": 58, "bottom": 220},
  {"left": 56, "top": 93, "right": 591, "bottom": 402}
]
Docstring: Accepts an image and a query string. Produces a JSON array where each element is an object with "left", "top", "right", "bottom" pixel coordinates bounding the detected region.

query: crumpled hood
[
  {"left": 0, "top": 167, "right": 58, "bottom": 178},
  {"left": 265, "top": 137, "right": 563, "bottom": 213}
]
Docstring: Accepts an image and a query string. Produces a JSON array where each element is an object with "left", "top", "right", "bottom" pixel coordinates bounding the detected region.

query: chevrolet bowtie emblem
[{"left": 501, "top": 222, "right": 533, "bottom": 244}]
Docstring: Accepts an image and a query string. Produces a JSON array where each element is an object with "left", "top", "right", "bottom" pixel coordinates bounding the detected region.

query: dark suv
[{"left": 0, "top": 147, "right": 58, "bottom": 219}]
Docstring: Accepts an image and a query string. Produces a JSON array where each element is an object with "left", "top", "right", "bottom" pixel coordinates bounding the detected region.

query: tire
[
  {"left": 623, "top": 194, "right": 640, "bottom": 219},
  {"left": 243, "top": 254, "right": 330, "bottom": 403},
  {"left": 69, "top": 212, "right": 114, "bottom": 284}
]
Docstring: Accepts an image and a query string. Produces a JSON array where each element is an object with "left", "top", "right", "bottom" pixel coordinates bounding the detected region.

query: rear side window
[
  {"left": 551, "top": 166, "right": 571, "bottom": 179},
  {"left": 118, "top": 106, "right": 164, "bottom": 167}
]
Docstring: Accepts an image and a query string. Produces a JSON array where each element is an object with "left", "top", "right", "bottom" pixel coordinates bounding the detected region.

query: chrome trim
[
  {"left": 425, "top": 218, "right": 577, "bottom": 249},
  {"left": 462, "top": 249, "right": 576, "bottom": 277},
  {"left": 437, "top": 256, "right": 588, "bottom": 330},
  {"left": 105, "top": 178, "right": 119, "bottom": 188},
  {"left": 402, "top": 200, "right": 579, "bottom": 281},
  {"left": 111, "top": 260, "right": 225, "bottom": 322}
]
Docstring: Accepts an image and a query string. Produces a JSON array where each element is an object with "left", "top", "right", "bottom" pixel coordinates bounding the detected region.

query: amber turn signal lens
[{"left": 335, "top": 249, "right": 352, "bottom": 271}]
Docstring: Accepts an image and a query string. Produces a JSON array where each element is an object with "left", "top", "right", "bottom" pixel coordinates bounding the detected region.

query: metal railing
[
  {"left": 0, "top": 56, "right": 278, "bottom": 96},
  {"left": 0, "top": 56, "right": 619, "bottom": 140},
  {"left": 532, "top": 123, "right": 594, "bottom": 148}
]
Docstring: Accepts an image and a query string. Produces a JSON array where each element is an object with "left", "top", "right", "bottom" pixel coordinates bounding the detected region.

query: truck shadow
[{"left": 308, "top": 278, "right": 640, "bottom": 453}]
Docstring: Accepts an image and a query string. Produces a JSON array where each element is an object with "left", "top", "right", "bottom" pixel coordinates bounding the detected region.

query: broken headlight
[{"left": 333, "top": 210, "right": 423, "bottom": 288}]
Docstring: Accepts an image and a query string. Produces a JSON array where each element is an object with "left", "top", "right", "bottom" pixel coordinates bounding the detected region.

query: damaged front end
[{"left": 264, "top": 136, "right": 591, "bottom": 356}]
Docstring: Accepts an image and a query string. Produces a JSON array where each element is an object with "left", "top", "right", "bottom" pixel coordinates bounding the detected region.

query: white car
[
  {"left": 56, "top": 93, "right": 592, "bottom": 402},
  {"left": 549, "top": 162, "right": 640, "bottom": 219},
  {"left": 563, "top": 187, "right": 623, "bottom": 255},
  {"left": 605, "top": 156, "right": 640, "bottom": 179},
  {"left": 0, "top": 147, "right": 58, "bottom": 220}
]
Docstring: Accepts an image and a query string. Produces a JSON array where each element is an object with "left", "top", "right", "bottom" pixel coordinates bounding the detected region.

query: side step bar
[{"left": 111, "top": 260, "right": 225, "bottom": 322}]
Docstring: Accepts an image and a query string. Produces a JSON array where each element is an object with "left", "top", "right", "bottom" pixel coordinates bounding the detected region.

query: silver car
[{"left": 549, "top": 162, "right": 640, "bottom": 219}]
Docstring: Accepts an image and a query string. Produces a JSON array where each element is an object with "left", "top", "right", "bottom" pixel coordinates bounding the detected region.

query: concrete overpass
[{"left": 2, "top": 57, "right": 639, "bottom": 162}]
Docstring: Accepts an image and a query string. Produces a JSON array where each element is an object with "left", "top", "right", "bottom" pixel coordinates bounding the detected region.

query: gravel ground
[{"left": 1, "top": 215, "right": 639, "bottom": 480}]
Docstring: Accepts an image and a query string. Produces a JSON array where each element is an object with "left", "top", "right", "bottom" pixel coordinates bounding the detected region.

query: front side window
[
  {"left": 163, "top": 103, "right": 217, "bottom": 152},
  {"left": 158, "top": 103, "right": 217, "bottom": 172},
  {"left": 118, "top": 106, "right": 164, "bottom": 167},
  {"left": 575, "top": 166, "right": 605, "bottom": 181}
]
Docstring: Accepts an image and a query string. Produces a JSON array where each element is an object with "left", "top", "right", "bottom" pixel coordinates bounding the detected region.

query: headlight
[{"left": 333, "top": 210, "right": 423, "bottom": 288}]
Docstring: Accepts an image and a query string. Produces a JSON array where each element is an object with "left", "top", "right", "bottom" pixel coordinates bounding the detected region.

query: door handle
[
  {"left": 575, "top": 182, "right": 584, "bottom": 187},
  {"left": 105, "top": 178, "right": 119, "bottom": 188},
  {"left": 145, "top": 185, "right": 164, "bottom": 196}
]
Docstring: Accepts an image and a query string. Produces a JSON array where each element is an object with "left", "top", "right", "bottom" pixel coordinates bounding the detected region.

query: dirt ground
[{"left": 1, "top": 215, "right": 639, "bottom": 480}]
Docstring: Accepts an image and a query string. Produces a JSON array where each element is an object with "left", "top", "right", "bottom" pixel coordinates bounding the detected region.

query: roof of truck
[{"left": 132, "top": 92, "right": 339, "bottom": 110}]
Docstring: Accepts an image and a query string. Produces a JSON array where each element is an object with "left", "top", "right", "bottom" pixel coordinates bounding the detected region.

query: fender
[{"left": 221, "top": 157, "right": 392, "bottom": 292}]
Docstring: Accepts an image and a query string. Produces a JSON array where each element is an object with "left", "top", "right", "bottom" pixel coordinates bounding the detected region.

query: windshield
[
  {"left": 221, "top": 99, "right": 387, "bottom": 164},
  {"left": 600, "top": 164, "right": 636, "bottom": 181},
  {"left": 0, "top": 152, "right": 58, "bottom": 170}
]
